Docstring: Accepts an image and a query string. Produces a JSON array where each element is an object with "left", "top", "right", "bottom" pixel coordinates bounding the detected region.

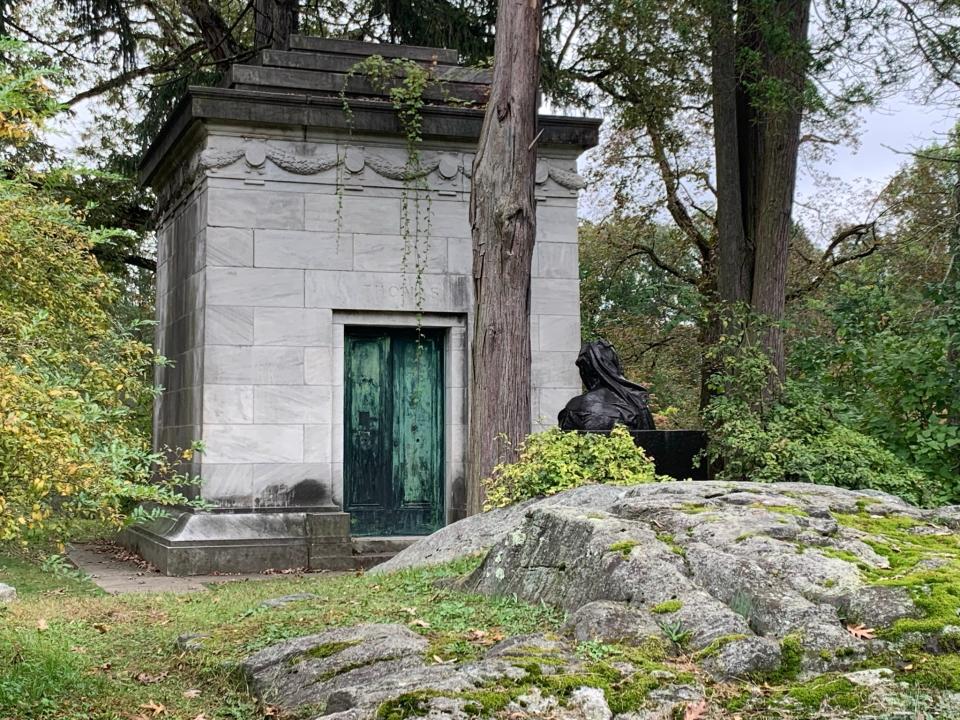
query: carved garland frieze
[
  {"left": 158, "top": 141, "right": 586, "bottom": 212},
  {"left": 196, "top": 142, "right": 587, "bottom": 189}
]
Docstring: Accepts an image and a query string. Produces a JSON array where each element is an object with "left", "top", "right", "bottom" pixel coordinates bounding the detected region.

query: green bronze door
[{"left": 344, "top": 328, "right": 444, "bottom": 536}]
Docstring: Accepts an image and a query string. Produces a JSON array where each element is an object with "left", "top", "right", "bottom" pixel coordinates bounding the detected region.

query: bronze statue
[{"left": 558, "top": 340, "right": 655, "bottom": 432}]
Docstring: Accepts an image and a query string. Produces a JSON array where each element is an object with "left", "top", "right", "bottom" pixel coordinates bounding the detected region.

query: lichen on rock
[{"left": 244, "top": 481, "right": 960, "bottom": 719}]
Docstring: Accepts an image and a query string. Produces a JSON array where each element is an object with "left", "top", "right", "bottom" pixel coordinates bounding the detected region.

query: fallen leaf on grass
[
  {"left": 464, "top": 628, "right": 504, "bottom": 645},
  {"left": 684, "top": 698, "right": 708, "bottom": 720},
  {"left": 847, "top": 624, "right": 876, "bottom": 640},
  {"left": 432, "top": 655, "right": 455, "bottom": 664},
  {"left": 134, "top": 671, "right": 169, "bottom": 684},
  {"left": 182, "top": 688, "right": 202, "bottom": 699},
  {"left": 401, "top": 607, "right": 418, "bottom": 616},
  {"left": 138, "top": 700, "right": 166, "bottom": 716},
  {"left": 36, "top": 618, "right": 48, "bottom": 631},
  {"left": 92, "top": 623, "right": 110, "bottom": 633},
  {"left": 410, "top": 619, "right": 430, "bottom": 628},
  {"left": 190, "top": 715, "right": 209, "bottom": 720}
]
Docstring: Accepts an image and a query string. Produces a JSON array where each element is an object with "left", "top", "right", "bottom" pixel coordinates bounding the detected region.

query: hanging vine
[{"left": 339, "top": 55, "right": 436, "bottom": 334}]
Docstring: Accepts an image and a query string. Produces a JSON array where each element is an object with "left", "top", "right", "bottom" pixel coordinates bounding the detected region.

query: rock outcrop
[
  {"left": 464, "top": 482, "right": 933, "bottom": 676},
  {"left": 247, "top": 481, "right": 960, "bottom": 718}
]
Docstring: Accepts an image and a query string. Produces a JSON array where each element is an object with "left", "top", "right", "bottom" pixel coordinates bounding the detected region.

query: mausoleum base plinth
[{"left": 122, "top": 508, "right": 353, "bottom": 575}]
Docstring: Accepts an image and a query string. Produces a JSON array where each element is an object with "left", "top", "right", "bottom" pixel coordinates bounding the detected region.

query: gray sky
[
  {"left": 578, "top": 97, "right": 957, "bottom": 237},
  {"left": 798, "top": 99, "right": 957, "bottom": 200}
]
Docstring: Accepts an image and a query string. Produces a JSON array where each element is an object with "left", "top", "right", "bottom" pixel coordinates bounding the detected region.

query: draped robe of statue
[{"left": 558, "top": 340, "right": 655, "bottom": 433}]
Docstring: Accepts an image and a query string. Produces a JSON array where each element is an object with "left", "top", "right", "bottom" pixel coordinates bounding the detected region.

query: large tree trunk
[
  {"left": 255, "top": 0, "right": 299, "bottom": 50},
  {"left": 465, "top": 0, "right": 543, "bottom": 515},
  {"left": 711, "top": 0, "right": 811, "bottom": 392},
  {"left": 711, "top": 0, "right": 752, "bottom": 307},
  {"left": 948, "top": 164, "right": 960, "bottom": 426},
  {"left": 747, "top": 0, "right": 811, "bottom": 384}
]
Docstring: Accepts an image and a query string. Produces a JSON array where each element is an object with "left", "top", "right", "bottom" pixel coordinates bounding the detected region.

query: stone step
[
  {"left": 354, "top": 553, "right": 399, "bottom": 570},
  {"left": 227, "top": 64, "right": 490, "bottom": 105},
  {"left": 258, "top": 50, "right": 492, "bottom": 85},
  {"left": 351, "top": 536, "right": 420, "bottom": 570},
  {"left": 288, "top": 35, "right": 459, "bottom": 64},
  {"left": 352, "top": 536, "right": 421, "bottom": 556}
]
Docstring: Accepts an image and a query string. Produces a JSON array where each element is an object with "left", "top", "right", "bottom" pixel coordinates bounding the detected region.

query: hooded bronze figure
[{"left": 558, "top": 340, "right": 655, "bottom": 433}]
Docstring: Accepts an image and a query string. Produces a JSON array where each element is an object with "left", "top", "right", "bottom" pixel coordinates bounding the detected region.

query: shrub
[
  {"left": 703, "top": 309, "right": 933, "bottom": 506},
  {"left": 0, "top": 176, "right": 199, "bottom": 545},
  {"left": 706, "top": 380, "right": 929, "bottom": 506},
  {"left": 483, "top": 425, "right": 657, "bottom": 509}
]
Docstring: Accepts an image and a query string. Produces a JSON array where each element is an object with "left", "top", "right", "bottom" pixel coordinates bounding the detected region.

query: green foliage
[
  {"left": 706, "top": 378, "right": 929, "bottom": 505},
  {"left": 790, "top": 276, "right": 960, "bottom": 505},
  {"left": 0, "top": 38, "right": 61, "bottom": 155},
  {"left": 578, "top": 219, "right": 705, "bottom": 428},
  {"left": 343, "top": 55, "right": 432, "bottom": 160},
  {"left": 483, "top": 426, "right": 657, "bottom": 509},
  {"left": 0, "top": 173, "right": 200, "bottom": 545},
  {"left": 704, "top": 313, "right": 931, "bottom": 505}
]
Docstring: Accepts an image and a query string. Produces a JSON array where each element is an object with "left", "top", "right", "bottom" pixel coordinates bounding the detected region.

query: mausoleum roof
[{"left": 140, "top": 35, "right": 601, "bottom": 186}]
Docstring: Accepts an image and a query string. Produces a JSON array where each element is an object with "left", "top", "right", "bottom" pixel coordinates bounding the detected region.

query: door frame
[{"left": 332, "top": 311, "right": 468, "bottom": 532}]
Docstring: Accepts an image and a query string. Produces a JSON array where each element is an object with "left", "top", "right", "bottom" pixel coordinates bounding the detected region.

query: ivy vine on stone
[{"left": 339, "top": 55, "right": 436, "bottom": 333}]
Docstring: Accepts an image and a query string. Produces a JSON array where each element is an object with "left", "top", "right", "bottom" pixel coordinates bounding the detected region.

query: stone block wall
[
  {"left": 153, "top": 184, "right": 206, "bottom": 481},
  {"left": 151, "top": 126, "right": 583, "bottom": 523}
]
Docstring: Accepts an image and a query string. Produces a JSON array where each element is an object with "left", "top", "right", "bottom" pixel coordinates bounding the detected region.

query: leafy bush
[
  {"left": 704, "top": 320, "right": 930, "bottom": 505},
  {"left": 0, "top": 38, "right": 61, "bottom": 151},
  {"left": 0, "top": 175, "right": 199, "bottom": 545},
  {"left": 706, "top": 382, "right": 929, "bottom": 504},
  {"left": 790, "top": 278, "right": 960, "bottom": 504},
  {"left": 483, "top": 425, "right": 657, "bottom": 509}
]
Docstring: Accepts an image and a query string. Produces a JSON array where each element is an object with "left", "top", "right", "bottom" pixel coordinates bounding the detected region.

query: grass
[
  {"left": 0, "top": 551, "right": 561, "bottom": 720},
  {"left": 4, "top": 515, "right": 960, "bottom": 720}
]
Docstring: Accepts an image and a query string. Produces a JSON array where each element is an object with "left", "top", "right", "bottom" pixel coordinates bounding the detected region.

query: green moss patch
[
  {"left": 655, "top": 532, "right": 686, "bottom": 556},
  {"left": 608, "top": 540, "right": 638, "bottom": 557},
  {"left": 298, "top": 640, "right": 359, "bottom": 661},
  {"left": 787, "top": 675, "right": 871, "bottom": 710},
  {"left": 650, "top": 599, "right": 683, "bottom": 614},
  {"left": 692, "top": 633, "right": 748, "bottom": 660},
  {"left": 901, "top": 654, "right": 960, "bottom": 691},
  {"left": 833, "top": 512, "right": 960, "bottom": 639},
  {"left": 375, "top": 642, "right": 671, "bottom": 719},
  {"left": 750, "top": 503, "right": 807, "bottom": 516}
]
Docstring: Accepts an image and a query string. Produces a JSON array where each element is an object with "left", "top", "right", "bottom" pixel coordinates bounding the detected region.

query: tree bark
[
  {"left": 710, "top": 0, "right": 751, "bottom": 307},
  {"left": 180, "top": 0, "right": 240, "bottom": 65},
  {"left": 465, "top": 0, "right": 543, "bottom": 515},
  {"left": 255, "top": 0, "right": 299, "bottom": 50},
  {"left": 746, "top": 0, "right": 811, "bottom": 383},
  {"left": 710, "top": 0, "right": 812, "bottom": 392},
  {"left": 948, "top": 163, "right": 960, "bottom": 426}
]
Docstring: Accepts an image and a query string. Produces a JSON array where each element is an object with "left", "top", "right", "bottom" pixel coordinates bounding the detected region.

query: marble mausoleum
[{"left": 125, "top": 36, "right": 599, "bottom": 574}]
